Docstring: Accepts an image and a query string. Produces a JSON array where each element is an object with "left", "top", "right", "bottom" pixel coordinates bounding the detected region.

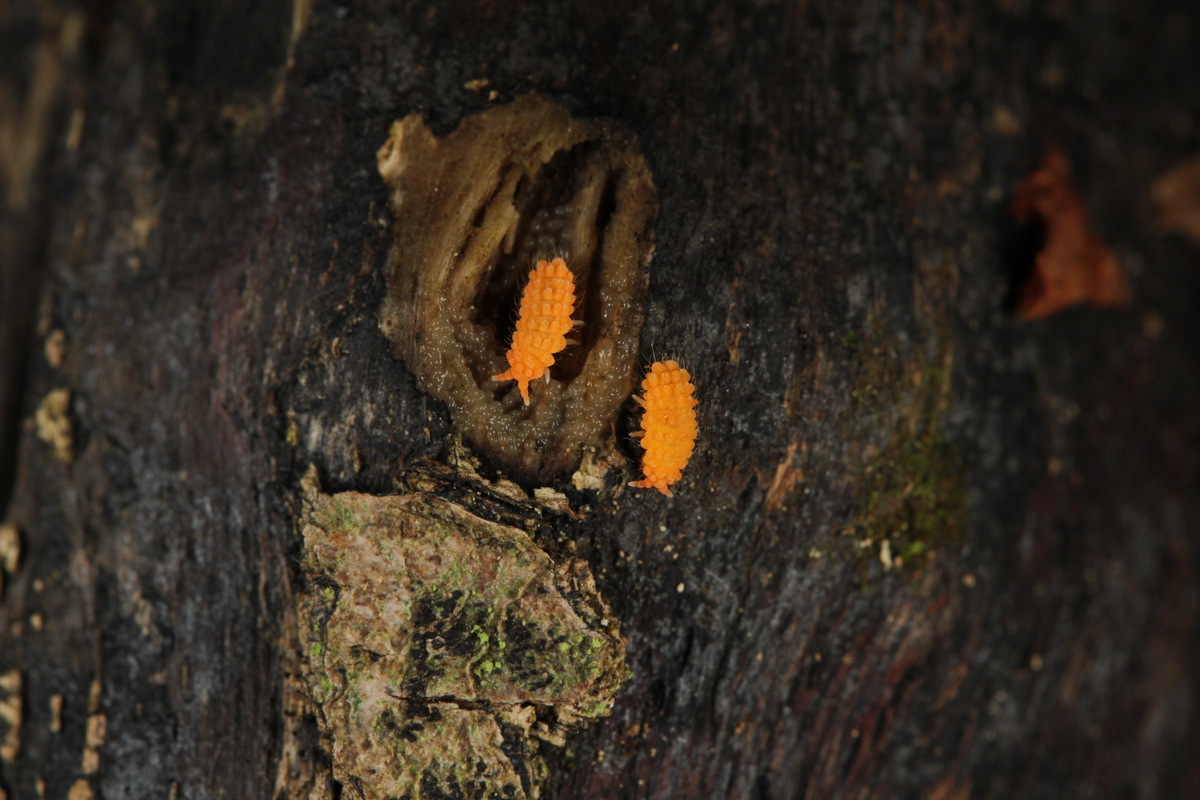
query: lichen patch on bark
[{"left": 297, "top": 468, "right": 627, "bottom": 799}]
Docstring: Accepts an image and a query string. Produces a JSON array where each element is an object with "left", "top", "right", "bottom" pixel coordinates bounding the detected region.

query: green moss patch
[{"left": 840, "top": 308, "right": 968, "bottom": 572}]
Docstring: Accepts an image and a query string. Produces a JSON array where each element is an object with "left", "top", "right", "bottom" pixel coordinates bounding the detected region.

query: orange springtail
[
  {"left": 492, "top": 258, "right": 577, "bottom": 404},
  {"left": 630, "top": 360, "right": 697, "bottom": 496}
]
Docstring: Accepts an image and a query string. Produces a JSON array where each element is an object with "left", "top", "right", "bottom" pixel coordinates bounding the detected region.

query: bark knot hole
[{"left": 378, "top": 94, "right": 658, "bottom": 482}]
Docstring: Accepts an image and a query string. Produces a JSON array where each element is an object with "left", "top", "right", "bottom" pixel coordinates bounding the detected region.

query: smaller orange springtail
[{"left": 630, "top": 360, "right": 698, "bottom": 496}]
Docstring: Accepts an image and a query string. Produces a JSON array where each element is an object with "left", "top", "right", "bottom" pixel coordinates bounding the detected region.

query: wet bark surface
[{"left": 2, "top": 1, "right": 1199, "bottom": 798}]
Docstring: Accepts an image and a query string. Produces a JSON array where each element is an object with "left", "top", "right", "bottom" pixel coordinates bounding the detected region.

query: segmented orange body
[
  {"left": 493, "top": 258, "right": 577, "bottom": 404},
  {"left": 630, "top": 360, "right": 698, "bottom": 496}
]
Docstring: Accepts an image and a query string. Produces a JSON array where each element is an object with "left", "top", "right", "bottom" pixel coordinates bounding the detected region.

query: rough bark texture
[{"left": 2, "top": 1, "right": 1199, "bottom": 799}]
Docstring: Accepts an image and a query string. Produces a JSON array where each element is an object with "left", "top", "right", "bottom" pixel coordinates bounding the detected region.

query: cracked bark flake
[{"left": 297, "top": 469, "right": 627, "bottom": 799}]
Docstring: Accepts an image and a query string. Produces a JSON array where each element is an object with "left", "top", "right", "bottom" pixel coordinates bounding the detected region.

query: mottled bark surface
[{"left": 2, "top": 1, "right": 1199, "bottom": 798}]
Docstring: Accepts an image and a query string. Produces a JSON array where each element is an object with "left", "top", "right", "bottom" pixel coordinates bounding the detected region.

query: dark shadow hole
[
  {"left": 470, "top": 142, "right": 609, "bottom": 393},
  {"left": 470, "top": 197, "right": 490, "bottom": 229},
  {"left": 1001, "top": 215, "right": 1045, "bottom": 313},
  {"left": 554, "top": 171, "right": 618, "bottom": 380},
  {"left": 0, "top": 350, "right": 30, "bottom": 518}
]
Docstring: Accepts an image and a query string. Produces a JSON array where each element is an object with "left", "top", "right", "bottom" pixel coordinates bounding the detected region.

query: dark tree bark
[{"left": 2, "top": 1, "right": 1199, "bottom": 798}]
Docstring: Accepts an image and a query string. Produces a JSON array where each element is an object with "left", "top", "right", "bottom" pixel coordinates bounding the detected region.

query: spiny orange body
[
  {"left": 630, "top": 360, "right": 698, "bottom": 496},
  {"left": 493, "top": 258, "right": 577, "bottom": 404}
]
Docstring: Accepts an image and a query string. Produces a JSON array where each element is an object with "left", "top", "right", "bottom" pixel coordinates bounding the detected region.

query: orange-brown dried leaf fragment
[
  {"left": 1009, "top": 147, "right": 1129, "bottom": 320},
  {"left": 1152, "top": 153, "right": 1200, "bottom": 246}
]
